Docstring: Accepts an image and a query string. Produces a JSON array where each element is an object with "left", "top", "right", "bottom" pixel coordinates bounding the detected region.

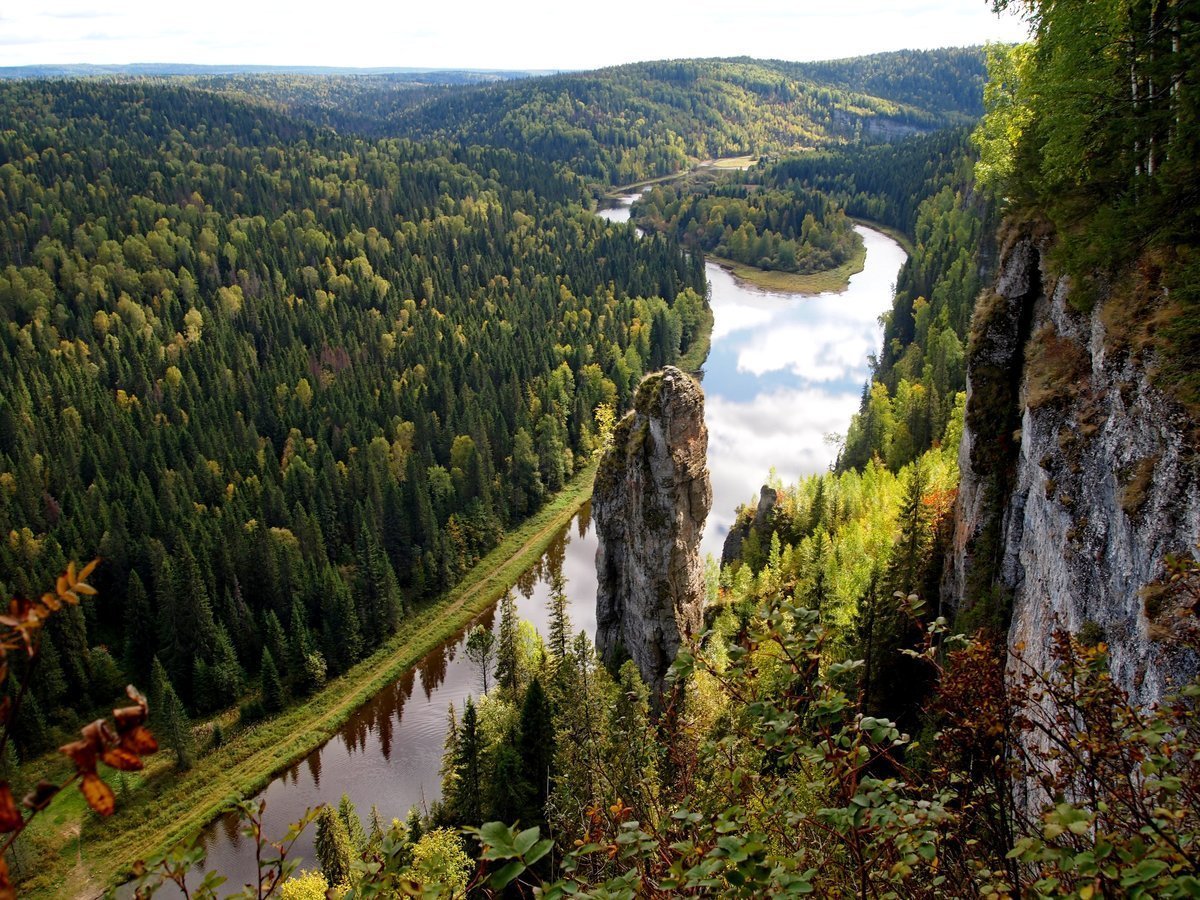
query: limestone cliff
[
  {"left": 594, "top": 366, "right": 711, "bottom": 696},
  {"left": 721, "top": 484, "right": 778, "bottom": 568},
  {"left": 946, "top": 230, "right": 1200, "bottom": 706}
]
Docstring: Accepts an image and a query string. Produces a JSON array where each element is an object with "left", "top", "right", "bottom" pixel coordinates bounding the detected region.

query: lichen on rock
[{"left": 593, "top": 366, "right": 711, "bottom": 698}]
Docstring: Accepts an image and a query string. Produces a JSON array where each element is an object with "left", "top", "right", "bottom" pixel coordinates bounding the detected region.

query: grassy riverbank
[
  {"left": 710, "top": 233, "right": 868, "bottom": 296},
  {"left": 17, "top": 462, "right": 598, "bottom": 899},
  {"left": 601, "top": 155, "right": 758, "bottom": 199}
]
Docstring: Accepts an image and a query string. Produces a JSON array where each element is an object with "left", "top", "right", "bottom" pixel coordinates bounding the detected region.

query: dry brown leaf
[
  {"left": 22, "top": 780, "right": 59, "bottom": 811},
  {"left": 0, "top": 855, "right": 14, "bottom": 900},
  {"left": 101, "top": 748, "right": 145, "bottom": 772},
  {"left": 59, "top": 738, "right": 98, "bottom": 774},
  {"left": 81, "top": 772, "right": 115, "bottom": 817},
  {"left": 120, "top": 726, "right": 158, "bottom": 755},
  {"left": 81, "top": 718, "right": 116, "bottom": 749},
  {"left": 113, "top": 704, "right": 146, "bottom": 731},
  {"left": 0, "top": 783, "right": 21, "bottom": 833}
]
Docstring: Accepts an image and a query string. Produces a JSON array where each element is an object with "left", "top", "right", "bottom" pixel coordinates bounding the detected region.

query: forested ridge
[
  {"left": 389, "top": 53, "right": 987, "bottom": 185},
  {"left": 0, "top": 79, "right": 707, "bottom": 755}
]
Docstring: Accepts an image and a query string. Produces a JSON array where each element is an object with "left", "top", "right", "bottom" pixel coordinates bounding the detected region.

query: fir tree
[
  {"left": 150, "top": 657, "right": 194, "bottom": 771},
  {"left": 518, "top": 676, "right": 555, "bottom": 822},
  {"left": 547, "top": 572, "right": 571, "bottom": 663},
  {"left": 494, "top": 590, "right": 520, "bottom": 695},
  {"left": 260, "top": 647, "right": 285, "bottom": 714},
  {"left": 452, "top": 697, "right": 483, "bottom": 824},
  {"left": 314, "top": 805, "right": 353, "bottom": 887},
  {"left": 338, "top": 793, "right": 367, "bottom": 854}
]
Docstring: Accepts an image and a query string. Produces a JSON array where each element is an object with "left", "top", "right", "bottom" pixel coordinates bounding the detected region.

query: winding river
[{"left": 186, "top": 194, "right": 906, "bottom": 890}]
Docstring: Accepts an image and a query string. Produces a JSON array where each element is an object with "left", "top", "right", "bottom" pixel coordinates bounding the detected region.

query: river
[{"left": 185, "top": 194, "right": 906, "bottom": 891}]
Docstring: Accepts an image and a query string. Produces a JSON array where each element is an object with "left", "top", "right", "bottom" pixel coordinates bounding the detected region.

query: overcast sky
[{"left": 2, "top": 1, "right": 1028, "bottom": 71}]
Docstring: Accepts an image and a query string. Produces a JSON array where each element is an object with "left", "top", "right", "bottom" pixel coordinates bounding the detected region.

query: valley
[{"left": 0, "top": 7, "right": 1197, "bottom": 895}]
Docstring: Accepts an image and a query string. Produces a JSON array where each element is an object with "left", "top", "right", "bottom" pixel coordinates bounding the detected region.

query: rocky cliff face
[
  {"left": 947, "top": 231, "right": 1199, "bottom": 706},
  {"left": 594, "top": 366, "right": 711, "bottom": 697},
  {"left": 721, "top": 484, "right": 777, "bottom": 568}
]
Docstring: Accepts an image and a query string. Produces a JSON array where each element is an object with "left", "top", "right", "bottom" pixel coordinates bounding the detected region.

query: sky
[{"left": 2, "top": 0, "right": 1028, "bottom": 71}]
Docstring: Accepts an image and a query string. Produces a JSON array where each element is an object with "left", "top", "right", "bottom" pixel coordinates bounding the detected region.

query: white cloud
[{"left": 2, "top": 0, "right": 1028, "bottom": 70}]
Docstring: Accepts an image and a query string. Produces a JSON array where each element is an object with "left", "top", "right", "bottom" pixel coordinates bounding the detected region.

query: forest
[
  {"left": 632, "top": 176, "right": 861, "bottom": 275},
  {"left": 0, "top": 78, "right": 708, "bottom": 757},
  {"left": 1, "top": 9, "right": 1198, "bottom": 897},
  {"left": 388, "top": 53, "right": 987, "bottom": 185}
]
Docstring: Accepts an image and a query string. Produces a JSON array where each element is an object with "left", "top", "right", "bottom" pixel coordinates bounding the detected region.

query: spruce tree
[
  {"left": 494, "top": 590, "right": 519, "bottom": 695},
  {"left": 314, "top": 805, "right": 353, "bottom": 887},
  {"left": 260, "top": 647, "right": 285, "bottom": 714},
  {"left": 547, "top": 571, "right": 571, "bottom": 663},
  {"left": 150, "top": 657, "right": 194, "bottom": 771},
  {"left": 518, "top": 676, "right": 556, "bottom": 821},
  {"left": 121, "top": 570, "right": 153, "bottom": 681},
  {"left": 338, "top": 793, "right": 367, "bottom": 854},
  {"left": 453, "top": 697, "right": 483, "bottom": 824}
]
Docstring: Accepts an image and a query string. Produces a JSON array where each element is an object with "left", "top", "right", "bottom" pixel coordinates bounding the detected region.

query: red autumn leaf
[
  {"left": 0, "top": 855, "right": 13, "bottom": 900},
  {"left": 101, "top": 747, "right": 144, "bottom": 772},
  {"left": 113, "top": 704, "right": 147, "bottom": 731},
  {"left": 22, "top": 780, "right": 59, "bottom": 811},
  {"left": 80, "top": 772, "right": 115, "bottom": 817},
  {"left": 0, "top": 783, "right": 21, "bottom": 833},
  {"left": 120, "top": 726, "right": 158, "bottom": 756},
  {"left": 60, "top": 738, "right": 98, "bottom": 775},
  {"left": 81, "top": 718, "right": 116, "bottom": 749}
]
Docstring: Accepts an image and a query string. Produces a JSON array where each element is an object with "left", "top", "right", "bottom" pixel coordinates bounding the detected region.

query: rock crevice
[{"left": 594, "top": 366, "right": 711, "bottom": 696}]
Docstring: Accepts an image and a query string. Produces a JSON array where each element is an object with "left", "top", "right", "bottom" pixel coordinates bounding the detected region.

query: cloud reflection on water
[{"left": 699, "top": 225, "right": 907, "bottom": 558}]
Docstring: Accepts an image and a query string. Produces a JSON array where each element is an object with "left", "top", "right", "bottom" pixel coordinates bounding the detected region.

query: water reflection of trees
[
  {"left": 518, "top": 521, "right": 572, "bottom": 597},
  {"left": 195, "top": 508, "right": 594, "bottom": 879},
  {"left": 306, "top": 750, "right": 322, "bottom": 788}
]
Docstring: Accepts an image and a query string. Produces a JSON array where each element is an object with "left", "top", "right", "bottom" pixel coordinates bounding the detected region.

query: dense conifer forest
[{"left": 0, "top": 79, "right": 707, "bottom": 753}]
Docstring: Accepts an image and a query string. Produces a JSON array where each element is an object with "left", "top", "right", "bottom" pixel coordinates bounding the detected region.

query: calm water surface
[{"left": 187, "top": 193, "right": 905, "bottom": 891}]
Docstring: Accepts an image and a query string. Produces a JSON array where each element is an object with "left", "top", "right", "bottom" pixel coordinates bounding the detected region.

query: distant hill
[
  {"left": 388, "top": 51, "right": 987, "bottom": 184},
  {"left": 0, "top": 63, "right": 549, "bottom": 80}
]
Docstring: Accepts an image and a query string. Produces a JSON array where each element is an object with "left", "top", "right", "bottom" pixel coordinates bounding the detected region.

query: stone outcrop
[
  {"left": 721, "top": 484, "right": 777, "bottom": 568},
  {"left": 946, "top": 230, "right": 1200, "bottom": 708},
  {"left": 594, "top": 366, "right": 711, "bottom": 696}
]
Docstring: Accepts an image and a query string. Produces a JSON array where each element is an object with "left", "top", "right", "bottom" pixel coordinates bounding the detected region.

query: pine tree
[
  {"left": 547, "top": 571, "right": 571, "bottom": 663},
  {"left": 518, "top": 676, "right": 555, "bottom": 822},
  {"left": 494, "top": 590, "right": 520, "bottom": 695},
  {"left": 453, "top": 697, "right": 483, "bottom": 824},
  {"left": 338, "top": 793, "right": 367, "bottom": 854},
  {"left": 439, "top": 702, "right": 460, "bottom": 808},
  {"left": 121, "top": 570, "right": 153, "bottom": 681},
  {"left": 319, "top": 566, "right": 361, "bottom": 674},
  {"left": 260, "top": 647, "right": 285, "bottom": 714},
  {"left": 150, "top": 657, "right": 193, "bottom": 771},
  {"left": 314, "top": 805, "right": 353, "bottom": 887},
  {"left": 486, "top": 738, "right": 532, "bottom": 824},
  {"left": 367, "top": 805, "right": 384, "bottom": 857}
]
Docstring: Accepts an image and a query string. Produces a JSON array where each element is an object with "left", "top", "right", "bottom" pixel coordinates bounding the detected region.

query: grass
[
  {"left": 16, "top": 461, "right": 599, "bottom": 900},
  {"left": 602, "top": 155, "right": 759, "bottom": 198},
  {"left": 710, "top": 235, "right": 867, "bottom": 296},
  {"left": 704, "top": 155, "right": 758, "bottom": 170}
]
